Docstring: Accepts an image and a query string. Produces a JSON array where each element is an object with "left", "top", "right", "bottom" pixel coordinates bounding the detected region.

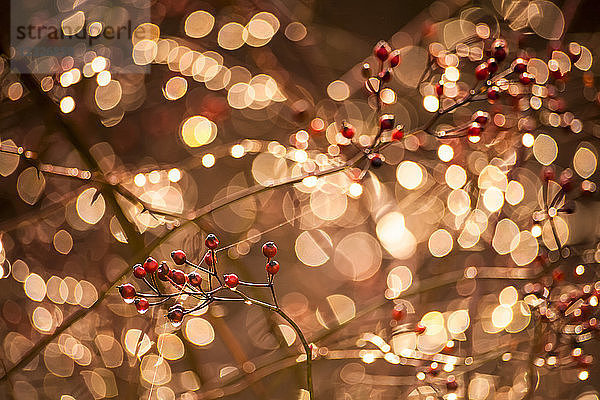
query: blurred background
[{"left": 2, "top": 0, "right": 600, "bottom": 399}]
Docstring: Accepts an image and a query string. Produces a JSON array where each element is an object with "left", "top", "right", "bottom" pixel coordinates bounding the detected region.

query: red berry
[
  {"left": 266, "top": 260, "right": 280, "bottom": 275},
  {"left": 519, "top": 72, "right": 534, "bottom": 85},
  {"left": 391, "top": 127, "right": 404, "bottom": 141},
  {"left": 135, "top": 297, "right": 149, "bottom": 314},
  {"left": 171, "top": 269, "right": 187, "bottom": 285},
  {"left": 446, "top": 379, "right": 458, "bottom": 391},
  {"left": 415, "top": 322, "right": 426, "bottom": 334},
  {"left": 379, "top": 114, "right": 395, "bottom": 131},
  {"left": 487, "top": 58, "right": 498, "bottom": 74},
  {"left": 513, "top": 58, "right": 528, "bottom": 73},
  {"left": 435, "top": 82, "right": 444, "bottom": 96},
  {"left": 374, "top": 41, "right": 391, "bottom": 61},
  {"left": 205, "top": 234, "right": 219, "bottom": 249},
  {"left": 487, "top": 86, "right": 500, "bottom": 101},
  {"left": 157, "top": 262, "right": 170, "bottom": 281},
  {"left": 224, "top": 274, "right": 239, "bottom": 288},
  {"left": 262, "top": 242, "right": 277, "bottom": 258},
  {"left": 167, "top": 305, "right": 184, "bottom": 326},
  {"left": 475, "top": 62, "right": 489, "bottom": 80},
  {"left": 370, "top": 154, "right": 383, "bottom": 168},
  {"left": 143, "top": 257, "right": 159, "bottom": 273},
  {"left": 133, "top": 264, "right": 146, "bottom": 279},
  {"left": 171, "top": 250, "right": 186, "bottom": 265},
  {"left": 118, "top": 284, "right": 136, "bottom": 301},
  {"left": 542, "top": 166, "right": 555, "bottom": 182},
  {"left": 473, "top": 111, "right": 489, "bottom": 124},
  {"left": 340, "top": 123, "right": 355, "bottom": 139},
  {"left": 392, "top": 304, "right": 407, "bottom": 321},
  {"left": 560, "top": 170, "right": 574, "bottom": 191},
  {"left": 203, "top": 251, "right": 214, "bottom": 266},
  {"left": 378, "top": 69, "right": 391, "bottom": 82},
  {"left": 467, "top": 122, "right": 482, "bottom": 137},
  {"left": 188, "top": 272, "right": 202, "bottom": 287},
  {"left": 550, "top": 68, "right": 563, "bottom": 80},
  {"left": 492, "top": 39, "right": 507, "bottom": 61},
  {"left": 389, "top": 50, "right": 401, "bottom": 67},
  {"left": 552, "top": 269, "right": 565, "bottom": 282}
]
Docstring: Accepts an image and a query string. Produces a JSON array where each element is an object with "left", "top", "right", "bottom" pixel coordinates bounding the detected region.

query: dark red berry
[
  {"left": 167, "top": 305, "right": 184, "bottom": 326},
  {"left": 171, "top": 269, "right": 187, "bottom": 285},
  {"left": 143, "top": 257, "right": 159, "bottom": 273},
  {"left": 391, "top": 127, "right": 404, "bottom": 141},
  {"left": 118, "top": 284, "right": 136, "bottom": 300},
  {"left": 266, "top": 260, "right": 280, "bottom": 275},
  {"left": 262, "top": 242, "right": 277, "bottom": 258},
  {"left": 374, "top": 41, "right": 391, "bottom": 61},
  {"left": 435, "top": 82, "right": 444, "bottom": 96},
  {"left": 392, "top": 304, "right": 407, "bottom": 321},
  {"left": 379, "top": 114, "right": 395, "bottom": 131},
  {"left": 157, "top": 262, "right": 170, "bottom": 281},
  {"left": 203, "top": 251, "right": 214, "bottom": 266},
  {"left": 446, "top": 379, "right": 458, "bottom": 391},
  {"left": 492, "top": 39, "right": 507, "bottom": 61},
  {"left": 487, "top": 58, "right": 498, "bottom": 74},
  {"left": 224, "top": 274, "right": 239, "bottom": 288},
  {"left": 133, "top": 264, "right": 146, "bottom": 279},
  {"left": 389, "top": 50, "right": 401, "bottom": 67},
  {"left": 553, "top": 269, "right": 565, "bottom": 282},
  {"left": 378, "top": 69, "right": 391, "bottom": 82},
  {"left": 560, "top": 170, "right": 574, "bottom": 191},
  {"left": 340, "top": 123, "right": 355, "bottom": 139},
  {"left": 467, "top": 122, "right": 482, "bottom": 137},
  {"left": 135, "top": 297, "right": 149, "bottom": 314},
  {"left": 188, "top": 272, "right": 202, "bottom": 287},
  {"left": 205, "top": 234, "right": 219, "bottom": 250},
  {"left": 513, "top": 58, "right": 528, "bottom": 73},
  {"left": 550, "top": 68, "right": 563, "bottom": 80},
  {"left": 370, "top": 154, "right": 383, "bottom": 168},
  {"left": 542, "top": 166, "right": 555, "bottom": 182},
  {"left": 427, "top": 363, "right": 440, "bottom": 376},
  {"left": 519, "top": 72, "right": 534, "bottom": 85},
  {"left": 473, "top": 111, "right": 489, "bottom": 124},
  {"left": 475, "top": 62, "right": 489, "bottom": 80},
  {"left": 487, "top": 86, "right": 500, "bottom": 101},
  {"left": 171, "top": 250, "right": 186, "bottom": 265}
]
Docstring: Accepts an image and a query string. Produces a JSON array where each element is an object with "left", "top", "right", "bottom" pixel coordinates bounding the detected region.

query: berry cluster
[
  {"left": 524, "top": 275, "right": 600, "bottom": 380},
  {"left": 117, "top": 234, "right": 283, "bottom": 327},
  {"left": 339, "top": 41, "right": 405, "bottom": 173},
  {"left": 390, "top": 305, "right": 460, "bottom": 396}
]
